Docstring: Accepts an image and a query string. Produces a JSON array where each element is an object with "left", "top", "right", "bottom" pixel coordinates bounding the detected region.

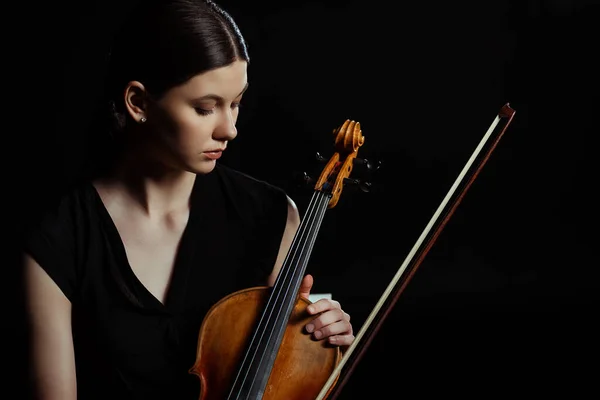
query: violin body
[
  {"left": 187, "top": 108, "right": 517, "bottom": 400},
  {"left": 190, "top": 286, "right": 341, "bottom": 400},
  {"left": 190, "top": 120, "right": 362, "bottom": 399}
]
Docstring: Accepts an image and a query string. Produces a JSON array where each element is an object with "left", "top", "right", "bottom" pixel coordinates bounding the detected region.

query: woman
[{"left": 21, "top": 0, "right": 354, "bottom": 399}]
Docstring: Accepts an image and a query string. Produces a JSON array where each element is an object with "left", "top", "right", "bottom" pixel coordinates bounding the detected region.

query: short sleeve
[{"left": 23, "top": 200, "right": 79, "bottom": 301}]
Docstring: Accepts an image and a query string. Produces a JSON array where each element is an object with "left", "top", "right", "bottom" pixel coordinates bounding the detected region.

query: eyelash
[{"left": 195, "top": 102, "right": 242, "bottom": 116}]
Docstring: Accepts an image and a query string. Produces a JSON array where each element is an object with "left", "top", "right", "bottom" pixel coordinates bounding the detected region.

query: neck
[{"left": 95, "top": 158, "right": 198, "bottom": 218}]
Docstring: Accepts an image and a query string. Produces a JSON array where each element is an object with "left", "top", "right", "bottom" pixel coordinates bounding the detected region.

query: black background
[{"left": 7, "top": 0, "right": 599, "bottom": 397}]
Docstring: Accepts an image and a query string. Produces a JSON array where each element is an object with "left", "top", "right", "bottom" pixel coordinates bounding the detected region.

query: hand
[{"left": 299, "top": 274, "right": 355, "bottom": 348}]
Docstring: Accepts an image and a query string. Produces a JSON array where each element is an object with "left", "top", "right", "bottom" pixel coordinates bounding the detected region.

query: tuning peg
[
  {"left": 315, "top": 152, "right": 327, "bottom": 162},
  {"left": 295, "top": 171, "right": 314, "bottom": 187},
  {"left": 353, "top": 158, "right": 382, "bottom": 171},
  {"left": 344, "top": 177, "right": 371, "bottom": 193}
]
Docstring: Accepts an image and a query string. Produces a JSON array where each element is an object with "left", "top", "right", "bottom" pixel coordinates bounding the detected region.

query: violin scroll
[
  {"left": 333, "top": 119, "right": 365, "bottom": 153},
  {"left": 314, "top": 120, "right": 365, "bottom": 208}
]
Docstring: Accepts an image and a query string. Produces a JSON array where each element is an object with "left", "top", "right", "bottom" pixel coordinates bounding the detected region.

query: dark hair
[
  {"left": 106, "top": 0, "right": 249, "bottom": 133},
  {"left": 80, "top": 0, "right": 248, "bottom": 181}
]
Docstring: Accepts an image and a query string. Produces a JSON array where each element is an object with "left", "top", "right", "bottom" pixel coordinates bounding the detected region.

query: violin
[
  {"left": 189, "top": 119, "right": 366, "bottom": 399},
  {"left": 189, "top": 103, "right": 516, "bottom": 400}
]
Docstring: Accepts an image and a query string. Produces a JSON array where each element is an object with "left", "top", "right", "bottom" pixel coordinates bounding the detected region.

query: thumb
[{"left": 298, "top": 274, "right": 314, "bottom": 300}]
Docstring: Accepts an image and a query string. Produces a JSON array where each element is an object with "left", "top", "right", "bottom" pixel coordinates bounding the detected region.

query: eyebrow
[{"left": 192, "top": 82, "right": 249, "bottom": 102}]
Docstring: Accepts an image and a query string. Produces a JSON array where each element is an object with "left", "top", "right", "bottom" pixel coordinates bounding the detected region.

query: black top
[{"left": 23, "top": 164, "right": 289, "bottom": 400}]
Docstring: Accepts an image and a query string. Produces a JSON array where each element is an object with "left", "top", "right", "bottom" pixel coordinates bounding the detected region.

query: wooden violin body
[
  {"left": 190, "top": 287, "right": 341, "bottom": 399},
  {"left": 188, "top": 104, "right": 516, "bottom": 400},
  {"left": 188, "top": 118, "right": 364, "bottom": 400}
]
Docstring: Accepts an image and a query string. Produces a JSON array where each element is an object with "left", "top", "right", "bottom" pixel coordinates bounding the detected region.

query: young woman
[{"left": 21, "top": 0, "right": 354, "bottom": 399}]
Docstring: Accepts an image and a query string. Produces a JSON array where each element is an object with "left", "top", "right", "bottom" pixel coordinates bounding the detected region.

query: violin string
[
  {"left": 247, "top": 190, "right": 330, "bottom": 396},
  {"left": 247, "top": 190, "right": 328, "bottom": 397},
  {"left": 229, "top": 189, "right": 329, "bottom": 398},
  {"left": 263, "top": 190, "right": 330, "bottom": 344},
  {"left": 227, "top": 189, "right": 319, "bottom": 398}
]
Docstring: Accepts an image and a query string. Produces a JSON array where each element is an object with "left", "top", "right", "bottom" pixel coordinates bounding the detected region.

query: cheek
[
  {"left": 170, "top": 117, "right": 213, "bottom": 149},
  {"left": 154, "top": 109, "right": 203, "bottom": 141}
]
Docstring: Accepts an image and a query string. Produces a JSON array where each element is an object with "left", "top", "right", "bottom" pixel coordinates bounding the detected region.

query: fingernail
[
  {"left": 314, "top": 330, "right": 322, "bottom": 339},
  {"left": 307, "top": 306, "right": 314, "bottom": 313},
  {"left": 306, "top": 324, "right": 314, "bottom": 333}
]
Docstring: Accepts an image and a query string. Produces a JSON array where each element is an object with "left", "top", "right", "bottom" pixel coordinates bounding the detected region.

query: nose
[{"left": 213, "top": 109, "right": 238, "bottom": 142}]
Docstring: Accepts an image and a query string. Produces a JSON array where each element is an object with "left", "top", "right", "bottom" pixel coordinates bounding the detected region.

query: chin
[{"left": 192, "top": 160, "right": 217, "bottom": 175}]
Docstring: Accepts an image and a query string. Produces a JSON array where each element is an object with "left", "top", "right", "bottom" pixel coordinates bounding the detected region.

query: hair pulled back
[{"left": 106, "top": 0, "right": 249, "bottom": 133}]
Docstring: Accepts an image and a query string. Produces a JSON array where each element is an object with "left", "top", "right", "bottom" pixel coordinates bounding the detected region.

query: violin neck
[
  {"left": 273, "top": 189, "right": 332, "bottom": 294},
  {"left": 225, "top": 189, "right": 332, "bottom": 399}
]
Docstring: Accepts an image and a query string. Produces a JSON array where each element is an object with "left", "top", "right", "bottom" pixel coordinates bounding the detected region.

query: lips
[{"left": 204, "top": 149, "right": 224, "bottom": 160}]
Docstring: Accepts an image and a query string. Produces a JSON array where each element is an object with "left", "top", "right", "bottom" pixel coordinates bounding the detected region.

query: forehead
[{"left": 171, "top": 60, "right": 248, "bottom": 99}]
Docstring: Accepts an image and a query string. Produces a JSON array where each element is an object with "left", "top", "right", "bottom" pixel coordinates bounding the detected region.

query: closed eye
[
  {"left": 195, "top": 102, "right": 242, "bottom": 116},
  {"left": 195, "top": 107, "right": 213, "bottom": 116}
]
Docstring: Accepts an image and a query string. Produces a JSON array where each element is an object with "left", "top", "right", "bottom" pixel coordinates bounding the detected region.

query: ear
[{"left": 123, "top": 80, "right": 148, "bottom": 123}]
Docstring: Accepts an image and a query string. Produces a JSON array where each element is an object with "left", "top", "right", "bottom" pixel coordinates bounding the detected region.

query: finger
[
  {"left": 306, "top": 298, "right": 341, "bottom": 315},
  {"left": 310, "top": 319, "right": 353, "bottom": 341},
  {"left": 328, "top": 333, "right": 355, "bottom": 347},
  {"left": 305, "top": 308, "right": 347, "bottom": 333},
  {"left": 298, "top": 274, "right": 314, "bottom": 300}
]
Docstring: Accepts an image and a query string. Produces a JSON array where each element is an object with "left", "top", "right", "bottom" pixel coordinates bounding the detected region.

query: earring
[{"left": 140, "top": 117, "right": 147, "bottom": 123}]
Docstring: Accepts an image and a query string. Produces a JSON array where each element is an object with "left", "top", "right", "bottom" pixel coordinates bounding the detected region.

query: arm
[
  {"left": 266, "top": 194, "right": 301, "bottom": 287},
  {"left": 23, "top": 254, "right": 77, "bottom": 400},
  {"left": 266, "top": 195, "right": 355, "bottom": 348}
]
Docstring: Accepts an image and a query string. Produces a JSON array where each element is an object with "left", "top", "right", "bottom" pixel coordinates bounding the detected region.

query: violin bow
[{"left": 316, "top": 103, "right": 516, "bottom": 400}]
